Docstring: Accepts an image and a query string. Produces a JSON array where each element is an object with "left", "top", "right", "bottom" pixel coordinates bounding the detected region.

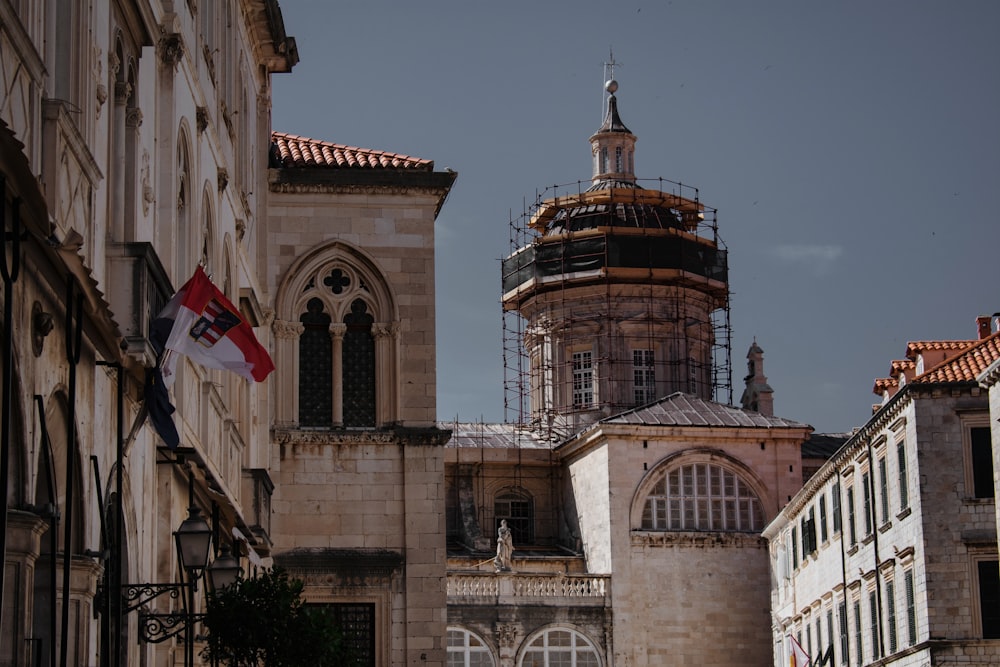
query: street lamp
[{"left": 122, "top": 504, "right": 240, "bottom": 667}]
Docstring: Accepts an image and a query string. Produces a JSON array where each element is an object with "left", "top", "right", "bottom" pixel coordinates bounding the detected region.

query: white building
[{"left": 765, "top": 324, "right": 1000, "bottom": 666}]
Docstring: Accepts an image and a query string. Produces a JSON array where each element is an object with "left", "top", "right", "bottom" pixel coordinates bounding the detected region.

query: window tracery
[{"left": 641, "top": 462, "right": 764, "bottom": 532}]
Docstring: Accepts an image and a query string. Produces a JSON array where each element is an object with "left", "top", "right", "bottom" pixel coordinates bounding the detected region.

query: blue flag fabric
[{"left": 144, "top": 366, "right": 180, "bottom": 449}]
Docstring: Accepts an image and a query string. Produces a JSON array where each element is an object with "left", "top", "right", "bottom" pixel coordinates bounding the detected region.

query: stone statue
[{"left": 494, "top": 519, "right": 513, "bottom": 572}]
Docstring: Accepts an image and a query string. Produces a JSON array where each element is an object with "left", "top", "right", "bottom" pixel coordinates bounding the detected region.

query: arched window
[
  {"left": 494, "top": 489, "right": 534, "bottom": 545},
  {"left": 641, "top": 462, "right": 764, "bottom": 532},
  {"left": 520, "top": 628, "right": 601, "bottom": 667},
  {"left": 447, "top": 627, "right": 495, "bottom": 667},
  {"left": 296, "top": 266, "right": 377, "bottom": 428}
]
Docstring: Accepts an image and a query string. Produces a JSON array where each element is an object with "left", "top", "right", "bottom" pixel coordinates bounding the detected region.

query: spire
[
  {"left": 590, "top": 55, "right": 637, "bottom": 185},
  {"left": 740, "top": 339, "right": 774, "bottom": 416}
]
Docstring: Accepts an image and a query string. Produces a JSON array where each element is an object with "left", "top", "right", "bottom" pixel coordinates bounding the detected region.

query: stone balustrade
[{"left": 447, "top": 572, "right": 610, "bottom": 607}]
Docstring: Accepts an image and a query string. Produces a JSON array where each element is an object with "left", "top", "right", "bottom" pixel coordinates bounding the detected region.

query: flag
[
  {"left": 154, "top": 266, "right": 274, "bottom": 386},
  {"left": 144, "top": 366, "right": 180, "bottom": 448},
  {"left": 789, "top": 636, "right": 811, "bottom": 667}
]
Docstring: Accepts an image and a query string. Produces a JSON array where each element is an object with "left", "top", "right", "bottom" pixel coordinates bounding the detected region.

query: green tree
[{"left": 201, "top": 568, "right": 348, "bottom": 666}]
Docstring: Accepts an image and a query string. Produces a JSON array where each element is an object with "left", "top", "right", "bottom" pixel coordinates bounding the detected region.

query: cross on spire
[{"left": 604, "top": 49, "right": 622, "bottom": 85}]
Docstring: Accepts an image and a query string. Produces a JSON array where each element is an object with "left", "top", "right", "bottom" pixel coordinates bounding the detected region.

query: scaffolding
[{"left": 501, "top": 177, "right": 732, "bottom": 441}]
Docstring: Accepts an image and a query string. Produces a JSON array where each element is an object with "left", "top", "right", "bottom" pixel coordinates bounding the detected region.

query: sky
[{"left": 271, "top": 0, "right": 1000, "bottom": 434}]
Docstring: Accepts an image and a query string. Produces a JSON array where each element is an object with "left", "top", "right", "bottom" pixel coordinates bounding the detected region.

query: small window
[
  {"left": 869, "top": 590, "right": 881, "bottom": 659},
  {"left": 632, "top": 349, "right": 655, "bottom": 406},
  {"left": 897, "top": 441, "right": 909, "bottom": 510},
  {"left": 970, "top": 426, "right": 994, "bottom": 498},
  {"left": 886, "top": 579, "right": 898, "bottom": 654},
  {"left": 831, "top": 483, "right": 842, "bottom": 533},
  {"left": 861, "top": 473, "right": 872, "bottom": 536},
  {"left": 819, "top": 495, "right": 829, "bottom": 543},
  {"left": 978, "top": 560, "right": 1000, "bottom": 638},
  {"left": 615, "top": 146, "right": 622, "bottom": 172},
  {"left": 904, "top": 570, "right": 916, "bottom": 646},
  {"left": 846, "top": 486, "right": 857, "bottom": 545},
  {"left": 878, "top": 457, "right": 889, "bottom": 524},
  {"left": 572, "top": 350, "right": 594, "bottom": 409},
  {"left": 838, "top": 601, "right": 849, "bottom": 665},
  {"left": 600, "top": 148, "right": 608, "bottom": 174},
  {"left": 853, "top": 599, "right": 863, "bottom": 664},
  {"left": 494, "top": 491, "right": 534, "bottom": 545}
]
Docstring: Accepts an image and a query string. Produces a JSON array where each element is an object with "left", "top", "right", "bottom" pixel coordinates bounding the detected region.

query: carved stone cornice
[
  {"left": 271, "top": 319, "right": 304, "bottom": 339},
  {"left": 275, "top": 548, "right": 402, "bottom": 585},
  {"left": 158, "top": 33, "right": 184, "bottom": 68},
  {"left": 269, "top": 182, "right": 453, "bottom": 200},
  {"left": 630, "top": 531, "right": 767, "bottom": 549},
  {"left": 273, "top": 426, "right": 451, "bottom": 448}
]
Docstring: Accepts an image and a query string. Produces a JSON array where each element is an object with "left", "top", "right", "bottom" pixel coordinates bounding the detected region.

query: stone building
[
  {"left": 764, "top": 323, "right": 1000, "bottom": 666},
  {"left": 443, "top": 79, "right": 816, "bottom": 667}
]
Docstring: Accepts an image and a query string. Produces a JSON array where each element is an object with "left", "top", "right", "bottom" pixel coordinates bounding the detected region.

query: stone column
[
  {"left": 271, "top": 319, "right": 303, "bottom": 427},
  {"left": 495, "top": 622, "right": 520, "bottom": 667},
  {"left": 2, "top": 511, "right": 47, "bottom": 667},
  {"left": 373, "top": 322, "right": 398, "bottom": 426},
  {"left": 330, "top": 323, "right": 346, "bottom": 427}
]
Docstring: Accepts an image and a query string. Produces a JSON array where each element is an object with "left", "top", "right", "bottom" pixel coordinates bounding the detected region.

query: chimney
[{"left": 977, "top": 316, "right": 992, "bottom": 340}]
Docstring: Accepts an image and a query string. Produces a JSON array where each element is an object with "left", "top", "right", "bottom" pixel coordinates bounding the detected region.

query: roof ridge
[
  {"left": 911, "top": 331, "right": 1000, "bottom": 384},
  {"left": 270, "top": 131, "right": 433, "bottom": 170}
]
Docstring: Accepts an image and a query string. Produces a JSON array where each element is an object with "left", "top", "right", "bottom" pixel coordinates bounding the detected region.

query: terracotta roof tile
[
  {"left": 904, "top": 340, "right": 975, "bottom": 360},
  {"left": 872, "top": 377, "right": 898, "bottom": 393},
  {"left": 270, "top": 131, "right": 434, "bottom": 171},
  {"left": 890, "top": 359, "right": 915, "bottom": 376},
  {"left": 912, "top": 333, "right": 1000, "bottom": 384}
]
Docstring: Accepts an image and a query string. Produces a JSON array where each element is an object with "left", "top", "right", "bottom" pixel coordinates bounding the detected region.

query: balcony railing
[{"left": 447, "top": 572, "right": 610, "bottom": 607}]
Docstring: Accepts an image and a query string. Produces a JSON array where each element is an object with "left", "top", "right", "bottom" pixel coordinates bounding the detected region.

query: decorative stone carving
[
  {"left": 114, "top": 81, "right": 132, "bottom": 105},
  {"left": 495, "top": 623, "right": 518, "bottom": 649},
  {"left": 494, "top": 519, "right": 513, "bottom": 572},
  {"left": 158, "top": 33, "right": 184, "bottom": 68},
  {"left": 141, "top": 151, "right": 155, "bottom": 215},
  {"left": 217, "top": 168, "right": 229, "bottom": 192},
  {"left": 329, "top": 323, "right": 347, "bottom": 340},
  {"left": 125, "top": 106, "right": 143, "bottom": 128},
  {"left": 272, "top": 319, "right": 304, "bottom": 340},
  {"left": 32, "top": 302, "right": 54, "bottom": 357},
  {"left": 196, "top": 106, "right": 208, "bottom": 133},
  {"left": 373, "top": 322, "right": 399, "bottom": 339}
]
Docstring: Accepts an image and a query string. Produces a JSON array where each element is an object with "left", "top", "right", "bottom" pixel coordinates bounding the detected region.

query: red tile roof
[
  {"left": 912, "top": 333, "right": 1000, "bottom": 384},
  {"left": 271, "top": 132, "right": 434, "bottom": 171},
  {"left": 904, "top": 340, "right": 975, "bottom": 360}
]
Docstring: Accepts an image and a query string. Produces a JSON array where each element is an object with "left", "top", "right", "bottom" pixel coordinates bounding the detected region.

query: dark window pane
[
  {"left": 299, "top": 298, "right": 332, "bottom": 426},
  {"left": 971, "top": 427, "right": 994, "bottom": 498},
  {"left": 343, "top": 299, "right": 375, "bottom": 427},
  {"left": 979, "top": 560, "right": 1000, "bottom": 638}
]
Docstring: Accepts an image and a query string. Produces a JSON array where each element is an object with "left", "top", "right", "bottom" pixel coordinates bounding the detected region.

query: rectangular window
[
  {"left": 897, "top": 441, "right": 909, "bottom": 509},
  {"left": 869, "top": 591, "right": 881, "bottom": 659},
  {"left": 806, "top": 624, "right": 812, "bottom": 657},
  {"left": 846, "top": 486, "right": 857, "bottom": 545},
  {"left": 819, "top": 495, "right": 829, "bottom": 543},
  {"left": 806, "top": 507, "right": 817, "bottom": 555},
  {"left": 838, "top": 601, "right": 849, "bottom": 665},
  {"left": 314, "top": 602, "right": 377, "bottom": 667},
  {"left": 853, "top": 599, "right": 863, "bottom": 663},
  {"left": 970, "top": 426, "right": 994, "bottom": 498},
  {"left": 979, "top": 560, "right": 1000, "bottom": 638},
  {"left": 791, "top": 526, "right": 798, "bottom": 569},
  {"left": 831, "top": 482, "right": 842, "bottom": 533},
  {"left": 572, "top": 351, "right": 594, "bottom": 408},
  {"left": 904, "top": 570, "right": 916, "bottom": 645},
  {"left": 886, "top": 580, "right": 898, "bottom": 653},
  {"left": 826, "top": 609, "right": 834, "bottom": 665},
  {"left": 878, "top": 457, "right": 889, "bottom": 524},
  {"left": 862, "top": 473, "right": 872, "bottom": 536},
  {"left": 815, "top": 618, "right": 822, "bottom": 659},
  {"left": 632, "top": 349, "right": 656, "bottom": 406}
]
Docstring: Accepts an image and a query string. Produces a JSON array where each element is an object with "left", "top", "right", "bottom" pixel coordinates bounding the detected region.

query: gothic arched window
[
  {"left": 641, "top": 462, "right": 764, "bottom": 532},
  {"left": 295, "top": 265, "right": 378, "bottom": 429}
]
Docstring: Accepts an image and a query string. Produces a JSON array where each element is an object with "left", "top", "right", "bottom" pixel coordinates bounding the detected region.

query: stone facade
[{"left": 766, "top": 335, "right": 1000, "bottom": 666}]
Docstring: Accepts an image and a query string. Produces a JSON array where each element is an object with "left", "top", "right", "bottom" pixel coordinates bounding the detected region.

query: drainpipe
[
  {"left": 0, "top": 175, "right": 22, "bottom": 635},
  {"left": 59, "top": 280, "right": 83, "bottom": 667}
]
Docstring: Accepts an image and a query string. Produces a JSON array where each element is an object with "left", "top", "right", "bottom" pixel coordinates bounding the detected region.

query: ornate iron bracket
[
  {"left": 121, "top": 582, "right": 185, "bottom": 614},
  {"left": 137, "top": 611, "right": 204, "bottom": 644}
]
